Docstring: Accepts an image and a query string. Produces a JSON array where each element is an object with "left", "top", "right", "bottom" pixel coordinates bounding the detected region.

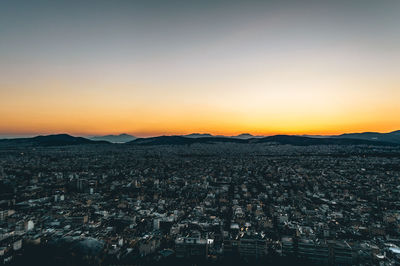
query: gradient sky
[{"left": 1, "top": 0, "right": 399, "bottom": 137}]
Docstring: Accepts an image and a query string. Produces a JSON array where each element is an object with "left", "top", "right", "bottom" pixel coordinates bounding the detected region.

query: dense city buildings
[
  {"left": 2, "top": 0, "right": 400, "bottom": 265},
  {"left": 1, "top": 142, "right": 400, "bottom": 265}
]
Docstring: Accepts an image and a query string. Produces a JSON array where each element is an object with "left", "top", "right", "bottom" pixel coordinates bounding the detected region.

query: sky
[{"left": 1, "top": 0, "right": 400, "bottom": 137}]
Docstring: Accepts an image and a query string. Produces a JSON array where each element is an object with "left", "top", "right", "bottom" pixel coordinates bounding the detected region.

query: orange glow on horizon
[
  {"left": 1, "top": 1, "right": 400, "bottom": 138},
  {"left": 1, "top": 118, "right": 399, "bottom": 138},
  {"left": 1, "top": 39, "right": 399, "bottom": 138},
  {"left": 0, "top": 76, "right": 399, "bottom": 138}
]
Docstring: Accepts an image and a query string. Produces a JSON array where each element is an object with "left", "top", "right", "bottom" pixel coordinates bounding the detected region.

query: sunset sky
[{"left": 1, "top": 0, "right": 400, "bottom": 137}]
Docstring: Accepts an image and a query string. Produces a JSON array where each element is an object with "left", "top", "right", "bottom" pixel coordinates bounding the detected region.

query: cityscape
[
  {"left": 1, "top": 133, "right": 400, "bottom": 265},
  {"left": 1, "top": 0, "right": 400, "bottom": 265}
]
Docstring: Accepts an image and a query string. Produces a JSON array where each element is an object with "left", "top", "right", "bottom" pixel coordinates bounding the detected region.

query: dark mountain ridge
[
  {"left": 90, "top": 133, "right": 136, "bottom": 143},
  {"left": 0, "top": 134, "right": 108, "bottom": 147},
  {"left": 258, "top": 135, "right": 395, "bottom": 146},
  {"left": 130, "top": 136, "right": 248, "bottom": 145},
  {"left": 1, "top": 131, "right": 399, "bottom": 147},
  {"left": 335, "top": 130, "right": 400, "bottom": 144},
  {"left": 128, "top": 134, "right": 397, "bottom": 146},
  {"left": 182, "top": 133, "right": 213, "bottom": 138}
]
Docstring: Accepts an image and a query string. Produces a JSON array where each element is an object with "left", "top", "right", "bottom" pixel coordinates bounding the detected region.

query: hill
[
  {"left": 0, "top": 134, "right": 109, "bottom": 147},
  {"left": 1, "top": 133, "right": 398, "bottom": 147},
  {"left": 335, "top": 130, "right": 400, "bottom": 144},
  {"left": 127, "top": 135, "right": 395, "bottom": 146},
  {"left": 255, "top": 135, "right": 394, "bottom": 146},
  {"left": 128, "top": 136, "right": 247, "bottom": 145},
  {"left": 182, "top": 133, "right": 213, "bottom": 138},
  {"left": 90, "top": 134, "right": 136, "bottom": 143}
]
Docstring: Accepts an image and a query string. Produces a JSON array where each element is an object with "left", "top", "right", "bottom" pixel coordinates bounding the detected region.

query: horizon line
[{"left": 0, "top": 129, "right": 399, "bottom": 140}]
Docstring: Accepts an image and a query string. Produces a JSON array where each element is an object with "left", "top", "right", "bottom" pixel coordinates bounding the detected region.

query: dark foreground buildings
[{"left": 1, "top": 143, "right": 400, "bottom": 265}]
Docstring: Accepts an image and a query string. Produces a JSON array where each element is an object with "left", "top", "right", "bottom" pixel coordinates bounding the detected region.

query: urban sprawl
[{"left": 1, "top": 143, "right": 400, "bottom": 265}]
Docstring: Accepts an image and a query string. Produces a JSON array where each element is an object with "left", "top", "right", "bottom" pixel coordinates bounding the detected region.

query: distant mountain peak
[
  {"left": 233, "top": 133, "right": 254, "bottom": 139},
  {"left": 90, "top": 134, "right": 136, "bottom": 143},
  {"left": 183, "top": 133, "right": 213, "bottom": 138},
  {"left": 237, "top": 133, "right": 253, "bottom": 136},
  {"left": 233, "top": 133, "right": 265, "bottom": 139}
]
